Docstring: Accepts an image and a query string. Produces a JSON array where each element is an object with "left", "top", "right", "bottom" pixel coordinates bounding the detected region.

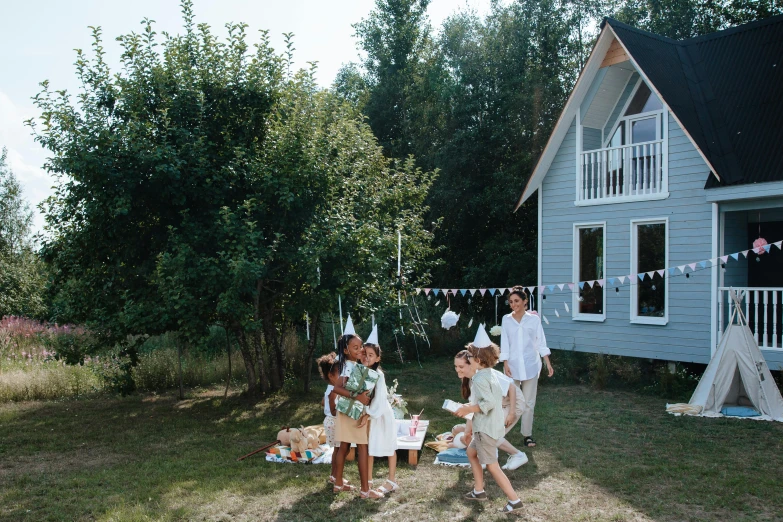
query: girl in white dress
[{"left": 360, "top": 325, "right": 399, "bottom": 496}]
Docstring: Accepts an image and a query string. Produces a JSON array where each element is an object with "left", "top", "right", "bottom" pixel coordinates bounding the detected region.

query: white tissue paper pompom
[
  {"left": 440, "top": 310, "right": 460, "bottom": 330},
  {"left": 489, "top": 325, "right": 502, "bottom": 337}
]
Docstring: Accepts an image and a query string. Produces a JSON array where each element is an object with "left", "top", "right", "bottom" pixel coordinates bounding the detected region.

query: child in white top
[
  {"left": 361, "top": 341, "right": 399, "bottom": 496},
  {"left": 317, "top": 352, "right": 341, "bottom": 486}
]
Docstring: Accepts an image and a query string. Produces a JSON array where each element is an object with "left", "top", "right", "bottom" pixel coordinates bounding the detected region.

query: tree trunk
[
  {"left": 253, "top": 329, "right": 269, "bottom": 395},
  {"left": 176, "top": 337, "right": 184, "bottom": 401},
  {"left": 260, "top": 299, "right": 283, "bottom": 391},
  {"left": 224, "top": 326, "right": 232, "bottom": 399},
  {"left": 237, "top": 329, "right": 261, "bottom": 400},
  {"left": 303, "top": 313, "right": 320, "bottom": 393}
]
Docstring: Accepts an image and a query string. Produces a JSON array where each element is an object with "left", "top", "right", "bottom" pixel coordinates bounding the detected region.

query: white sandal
[{"left": 375, "top": 480, "right": 400, "bottom": 494}]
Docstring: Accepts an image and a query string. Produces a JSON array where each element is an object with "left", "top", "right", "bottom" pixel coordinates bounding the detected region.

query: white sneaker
[{"left": 502, "top": 452, "right": 528, "bottom": 470}]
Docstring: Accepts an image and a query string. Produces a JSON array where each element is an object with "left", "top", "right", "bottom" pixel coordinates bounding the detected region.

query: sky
[{"left": 0, "top": 0, "right": 502, "bottom": 235}]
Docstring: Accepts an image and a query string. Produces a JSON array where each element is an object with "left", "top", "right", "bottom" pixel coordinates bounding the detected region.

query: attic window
[{"left": 624, "top": 83, "right": 662, "bottom": 115}]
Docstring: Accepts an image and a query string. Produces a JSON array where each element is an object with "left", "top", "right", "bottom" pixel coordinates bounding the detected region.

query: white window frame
[
  {"left": 573, "top": 221, "right": 607, "bottom": 322},
  {"left": 630, "top": 217, "right": 669, "bottom": 325},
  {"left": 603, "top": 79, "right": 663, "bottom": 149}
]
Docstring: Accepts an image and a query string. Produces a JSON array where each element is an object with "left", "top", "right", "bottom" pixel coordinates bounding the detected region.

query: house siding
[
  {"left": 540, "top": 112, "right": 715, "bottom": 363},
  {"left": 582, "top": 127, "right": 602, "bottom": 151}
]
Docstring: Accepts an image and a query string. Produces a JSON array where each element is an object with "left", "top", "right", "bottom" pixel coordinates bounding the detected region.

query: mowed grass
[{"left": 1, "top": 358, "right": 782, "bottom": 522}]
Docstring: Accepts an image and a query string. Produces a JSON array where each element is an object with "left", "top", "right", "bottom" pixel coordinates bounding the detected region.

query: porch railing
[
  {"left": 718, "top": 287, "right": 783, "bottom": 350},
  {"left": 578, "top": 140, "right": 665, "bottom": 203}
]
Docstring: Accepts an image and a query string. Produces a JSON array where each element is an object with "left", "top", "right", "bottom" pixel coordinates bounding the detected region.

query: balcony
[{"left": 577, "top": 140, "right": 667, "bottom": 205}]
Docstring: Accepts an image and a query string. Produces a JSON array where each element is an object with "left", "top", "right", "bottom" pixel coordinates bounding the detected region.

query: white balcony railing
[
  {"left": 578, "top": 140, "right": 666, "bottom": 204},
  {"left": 718, "top": 287, "right": 783, "bottom": 350}
]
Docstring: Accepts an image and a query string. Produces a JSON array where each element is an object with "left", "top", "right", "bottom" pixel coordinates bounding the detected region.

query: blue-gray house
[{"left": 516, "top": 16, "right": 783, "bottom": 367}]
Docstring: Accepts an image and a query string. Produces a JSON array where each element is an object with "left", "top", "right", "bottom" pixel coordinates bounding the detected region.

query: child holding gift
[
  {"left": 455, "top": 324, "right": 524, "bottom": 516},
  {"left": 360, "top": 325, "right": 399, "bottom": 496},
  {"left": 331, "top": 316, "right": 381, "bottom": 499},
  {"left": 317, "top": 352, "right": 343, "bottom": 487}
]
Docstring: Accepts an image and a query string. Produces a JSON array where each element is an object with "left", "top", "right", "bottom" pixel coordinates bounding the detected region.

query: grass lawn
[{"left": 1, "top": 358, "right": 782, "bottom": 522}]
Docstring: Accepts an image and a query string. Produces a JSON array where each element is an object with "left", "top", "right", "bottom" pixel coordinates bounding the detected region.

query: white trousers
[{"left": 514, "top": 376, "right": 539, "bottom": 437}]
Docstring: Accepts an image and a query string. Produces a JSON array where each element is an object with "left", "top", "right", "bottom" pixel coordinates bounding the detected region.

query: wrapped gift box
[{"left": 336, "top": 364, "right": 379, "bottom": 420}]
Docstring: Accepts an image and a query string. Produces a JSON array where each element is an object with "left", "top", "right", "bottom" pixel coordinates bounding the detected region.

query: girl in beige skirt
[{"left": 331, "top": 331, "right": 380, "bottom": 499}]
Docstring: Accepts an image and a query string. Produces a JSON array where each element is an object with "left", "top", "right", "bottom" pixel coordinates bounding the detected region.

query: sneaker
[
  {"left": 464, "top": 490, "right": 488, "bottom": 501},
  {"left": 501, "top": 500, "right": 524, "bottom": 516},
  {"left": 502, "top": 452, "right": 528, "bottom": 471}
]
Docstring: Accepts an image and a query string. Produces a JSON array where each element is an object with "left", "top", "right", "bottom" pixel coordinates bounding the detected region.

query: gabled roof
[
  {"left": 515, "top": 15, "right": 783, "bottom": 210},
  {"left": 605, "top": 15, "right": 783, "bottom": 189}
]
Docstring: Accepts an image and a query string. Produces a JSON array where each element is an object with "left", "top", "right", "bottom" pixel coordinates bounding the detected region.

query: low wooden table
[
  {"left": 345, "top": 419, "right": 429, "bottom": 465},
  {"left": 395, "top": 419, "right": 429, "bottom": 465}
]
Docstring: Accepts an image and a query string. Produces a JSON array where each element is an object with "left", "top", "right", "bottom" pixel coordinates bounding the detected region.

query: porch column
[{"left": 711, "top": 202, "right": 719, "bottom": 355}]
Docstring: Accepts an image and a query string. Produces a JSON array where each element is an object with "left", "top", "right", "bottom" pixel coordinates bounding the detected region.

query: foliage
[
  {"left": 0, "top": 150, "right": 47, "bottom": 318},
  {"left": 31, "top": 1, "right": 438, "bottom": 398}
]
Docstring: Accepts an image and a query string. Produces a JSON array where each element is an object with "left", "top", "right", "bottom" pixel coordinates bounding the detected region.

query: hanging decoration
[{"left": 440, "top": 310, "right": 460, "bottom": 330}]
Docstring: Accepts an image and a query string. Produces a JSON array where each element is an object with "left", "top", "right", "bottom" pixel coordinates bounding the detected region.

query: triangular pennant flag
[
  {"left": 656, "top": 270, "right": 665, "bottom": 278},
  {"left": 638, "top": 273, "right": 645, "bottom": 281},
  {"left": 646, "top": 271, "right": 655, "bottom": 279},
  {"left": 564, "top": 302, "right": 570, "bottom": 313},
  {"left": 547, "top": 285, "right": 555, "bottom": 292},
  {"left": 668, "top": 268, "right": 677, "bottom": 276},
  {"left": 542, "top": 315, "right": 549, "bottom": 325},
  {"left": 596, "top": 279, "right": 605, "bottom": 287},
  {"left": 539, "top": 286, "right": 546, "bottom": 293},
  {"left": 441, "top": 289, "right": 449, "bottom": 296},
  {"left": 415, "top": 288, "right": 421, "bottom": 295},
  {"left": 698, "top": 261, "right": 706, "bottom": 268},
  {"left": 469, "top": 289, "right": 477, "bottom": 296},
  {"left": 432, "top": 288, "right": 440, "bottom": 296},
  {"left": 557, "top": 283, "right": 565, "bottom": 291},
  {"left": 763, "top": 244, "right": 771, "bottom": 253},
  {"left": 608, "top": 278, "right": 616, "bottom": 286},
  {"left": 730, "top": 253, "right": 739, "bottom": 261},
  {"left": 618, "top": 276, "right": 626, "bottom": 284},
  {"left": 460, "top": 289, "right": 467, "bottom": 296},
  {"left": 554, "top": 309, "right": 560, "bottom": 318},
  {"left": 568, "top": 283, "right": 575, "bottom": 290},
  {"left": 741, "top": 250, "right": 749, "bottom": 258},
  {"left": 677, "top": 265, "right": 686, "bottom": 273},
  {"left": 578, "top": 282, "right": 585, "bottom": 290},
  {"left": 451, "top": 289, "right": 459, "bottom": 295},
  {"left": 479, "top": 289, "right": 487, "bottom": 296},
  {"left": 688, "top": 263, "right": 697, "bottom": 271},
  {"left": 720, "top": 255, "right": 728, "bottom": 263},
  {"left": 774, "top": 241, "right": 782, "bottom": 250},
  {"left": 585, "top": 280, "right": 593, "bottom": 288},
  {"left": 488, "top": 288, "right": 496, "bottom": 296},
  {"left": 424, "top": 288, "right": 431, "bottom": 295}
]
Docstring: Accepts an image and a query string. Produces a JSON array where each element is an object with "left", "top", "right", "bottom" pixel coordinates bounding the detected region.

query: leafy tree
[
  {"left": 0, "top": 149, "right": 46, "bottom": 318},
  {"left": 31, "top": 1, "right": 437, "bottom": 397}
]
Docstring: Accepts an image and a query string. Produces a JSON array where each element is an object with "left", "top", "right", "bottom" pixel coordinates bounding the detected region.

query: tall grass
[{"left": 0, "top": 317, "right": 247, "bottom": 402}]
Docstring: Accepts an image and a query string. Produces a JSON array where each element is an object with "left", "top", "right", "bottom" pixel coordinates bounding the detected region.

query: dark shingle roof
[{"left": 603, "top": 16, "right": 783, "bottom": 188}]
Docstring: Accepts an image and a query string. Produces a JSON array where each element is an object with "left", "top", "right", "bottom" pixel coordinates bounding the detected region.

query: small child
[
  {"left": 317, "top": 352, "right": 342, "bottom": 487},
  {"left": 455, "top": 324, "right": 524, "bottom": 516},
  {"left": 360, "top": 325, "right": 399, "bottom": 496}
]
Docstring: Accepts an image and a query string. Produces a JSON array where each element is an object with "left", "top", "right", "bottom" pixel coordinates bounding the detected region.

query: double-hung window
[
  {"left": 630, "top": 218, "right": 669, "bottom": 325},
  {"left": 573, "top": 222, "right": 606, "bottom": 321}
]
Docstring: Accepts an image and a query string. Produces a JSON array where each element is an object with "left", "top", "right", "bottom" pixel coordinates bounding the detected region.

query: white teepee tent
[{"left": 686, "top": 289, "right": 783, "bottom": 421}]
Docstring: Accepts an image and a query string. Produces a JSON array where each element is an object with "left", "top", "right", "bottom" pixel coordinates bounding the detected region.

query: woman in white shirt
[{"left": 499, "top": 286, "right": 554, "bottom": 447}]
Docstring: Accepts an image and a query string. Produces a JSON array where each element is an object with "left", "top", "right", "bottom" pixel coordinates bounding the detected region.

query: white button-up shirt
[{"left": 499, "top": 312, "right": 550, "bottom": 382}]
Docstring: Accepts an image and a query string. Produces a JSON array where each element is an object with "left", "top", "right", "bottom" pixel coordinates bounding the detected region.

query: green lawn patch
[{"left": 1, "top": 358, "right": 781, "bottom": 521}]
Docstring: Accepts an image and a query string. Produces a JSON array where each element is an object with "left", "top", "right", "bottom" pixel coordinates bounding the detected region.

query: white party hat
[
  {"left": 366, "top": 324, "right": 379, "bottom": 345},
  {"left": 343, "top": 314, "right": 356, "bottom": 336},
  {"left": 472, "top": 323, "right": 492, "bottom": 348}
]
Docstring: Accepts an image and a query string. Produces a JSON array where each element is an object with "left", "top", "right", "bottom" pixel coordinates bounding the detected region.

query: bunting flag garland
[
  {"left": 411, "top": 240, "right": 783, "bottom": 321},
  {"left": 542, "top": 315, "right": 549, "bottom": 325}
]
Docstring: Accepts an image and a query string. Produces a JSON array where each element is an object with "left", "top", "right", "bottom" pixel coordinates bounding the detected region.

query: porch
[{"left": 716, "top": 205, "right": 783, "bottom": 352}]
